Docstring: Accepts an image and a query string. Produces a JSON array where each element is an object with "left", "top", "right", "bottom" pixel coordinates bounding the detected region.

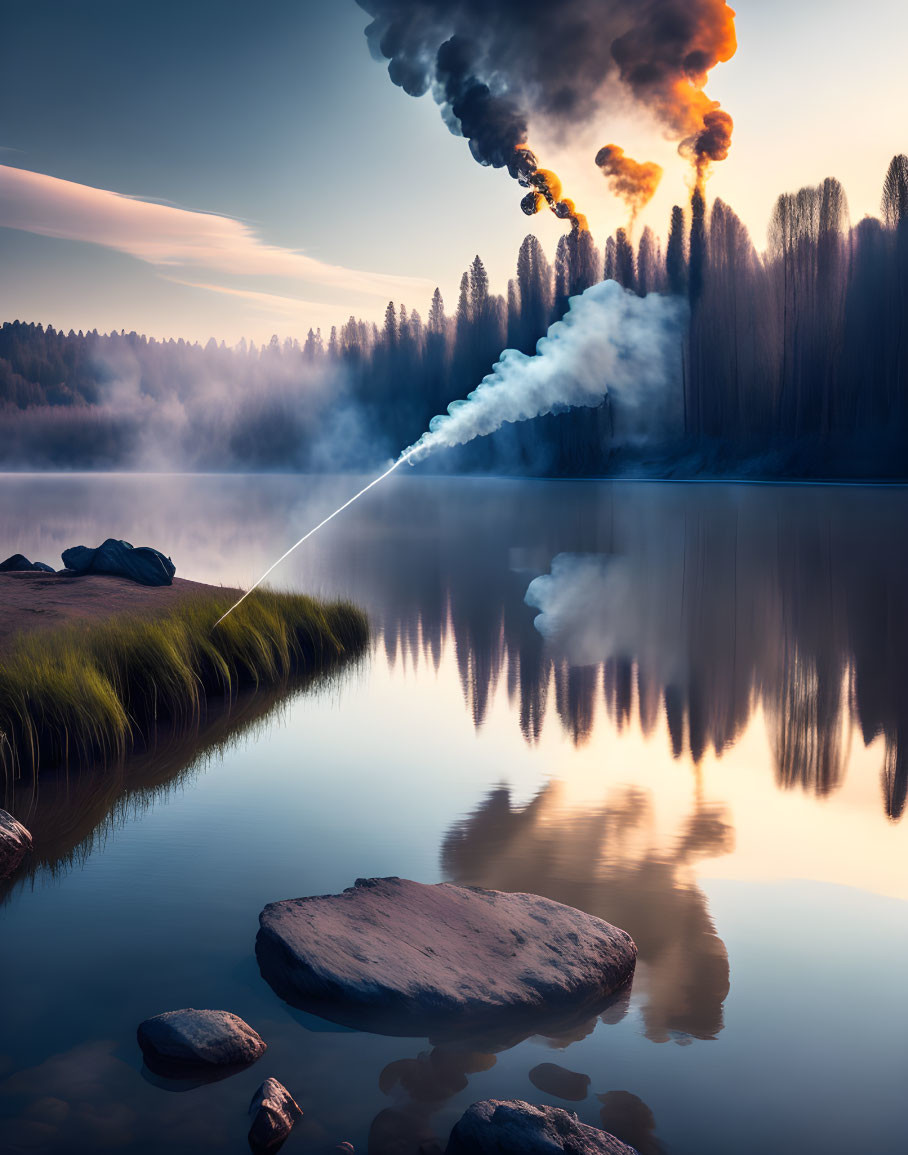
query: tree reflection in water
[{"left": 362, "top": 482, "right": 908, "bottom": 819}]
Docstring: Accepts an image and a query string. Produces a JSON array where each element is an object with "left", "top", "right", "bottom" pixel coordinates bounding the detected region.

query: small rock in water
[
  {"left": 445, "top": 1100, "right": 638, "bottom": 1154},
  {"left": 256, "top": 877, "right": 636, "bottom": 1039},
  {"left": 136, "top": 1009, "right": 266, "bottom": 1074},
  {"left": 0, "top": 809, "right": 33, "bottom": 879},
  {"left": 248, "top": 1077, "right": 302, "bottom": 1153},
  {"left": 529, "top": 1061, "right": 591, "bottom": 1102}
]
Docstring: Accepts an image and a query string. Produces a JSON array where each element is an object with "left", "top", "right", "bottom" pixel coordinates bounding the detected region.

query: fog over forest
[{"left": 2, "top": 154, "right": 907, "bottom": 478}]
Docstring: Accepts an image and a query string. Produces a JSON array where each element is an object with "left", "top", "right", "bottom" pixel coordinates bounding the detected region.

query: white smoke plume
[{"left": 402, "top": 280, "right": 686, "bottom": 463}]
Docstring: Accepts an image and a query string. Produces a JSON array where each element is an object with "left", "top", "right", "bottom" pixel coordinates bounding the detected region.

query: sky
[{"left": 1, "top": 0, "right": 907, "bottom": 345}]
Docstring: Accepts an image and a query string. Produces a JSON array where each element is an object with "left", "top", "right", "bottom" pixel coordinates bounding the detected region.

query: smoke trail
[
  {"left": 356, "top": 0, "right": 737, "bottom": 214},
  {"left": 213, "top": 455, "right": 411, "bottom": 625},
  {"left": 403, "top": 279, "right": 686, "bottom": 461},
  {"left": 216, "top": 281, "right": 683, "bottom": 624}
]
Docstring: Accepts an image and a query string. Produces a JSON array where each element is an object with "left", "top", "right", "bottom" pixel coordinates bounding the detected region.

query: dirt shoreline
[{"left": 0, "top": 572, "right": 243, "bottom": 648}]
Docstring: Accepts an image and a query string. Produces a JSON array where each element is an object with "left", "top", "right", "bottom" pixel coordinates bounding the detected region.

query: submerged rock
[
  {"left": 0, "top": 809, "right": 32, "bottom": 878},
  {"left": 528, "top": 1061, "right": 591, "bottom": 1102},
  {"left": 446, "top": 1100, "right": 638, "bottom": 1154},
  {"left": 256, "top": 877, "right": 636, "bottom": 1038},
  {"left": 136, "top": 1009, "right": 266, "bottom": 1074},
  {"left": 61, "top": 539, "right": 175, "bottom": 586},
  {"left": 248, "top": 1077, "right": 302, "bottom": 1153},
  {"left": 0, "top": 554, "right": 54, "bottom": 573}
]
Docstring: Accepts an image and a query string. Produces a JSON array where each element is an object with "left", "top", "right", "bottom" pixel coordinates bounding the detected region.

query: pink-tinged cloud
[
  {"left": 164, "top": 278, "right": 359, "bottom": 336},
  {"left": 0, "top": 164, "right": 430, "bottom": 299}
]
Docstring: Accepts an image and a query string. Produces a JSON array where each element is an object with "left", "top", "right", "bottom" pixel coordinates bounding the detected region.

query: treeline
[{"left": 2, "top": 154, "right": 908, "bottom": 474}]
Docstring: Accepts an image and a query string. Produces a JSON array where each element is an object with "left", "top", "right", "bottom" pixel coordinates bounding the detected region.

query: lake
[{"left": 1, "top": 472, "right": 907, "bottom": 1155}]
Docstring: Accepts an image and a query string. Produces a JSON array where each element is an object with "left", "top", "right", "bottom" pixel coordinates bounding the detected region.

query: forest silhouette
[{"left": 2, "top": 156, "right": 907, "bottom": 476}]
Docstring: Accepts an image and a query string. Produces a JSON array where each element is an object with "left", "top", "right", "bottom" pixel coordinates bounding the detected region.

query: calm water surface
[{"left": 1, "top": 473, "right": 907, "bottom": 1155}]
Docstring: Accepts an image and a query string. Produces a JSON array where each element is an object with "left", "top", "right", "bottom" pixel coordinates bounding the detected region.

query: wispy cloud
[
  {"left": 165, "top": 278, "right": 354, "bottom": 336},
  {"left": 165, "top": 278, "right": 331, "bottom": 315},
  {"left": 0, "top": 164, "right": 430, "bottom": 300}
]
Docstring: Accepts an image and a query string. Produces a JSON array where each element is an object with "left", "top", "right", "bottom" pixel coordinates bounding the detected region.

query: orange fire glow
[
  {"left": 595, "top": 145, "right": 663, "bottom": 220},
  {"left": 611, "top": 0, "right": 737, "bottom": 189},
  {"left": 516, "top": 149, "right": 588, "bottom": 232}
]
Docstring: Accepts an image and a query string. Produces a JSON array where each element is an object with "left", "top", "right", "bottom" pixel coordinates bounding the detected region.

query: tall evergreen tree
[
  {"left": 614, "top": 228, "right": 636, "bottom": 291},
  {"left": 688, "top": 190, "right": 706, "bottom": 307},
  {"left": 516, "top": 234, "right": 552, "bottom": 353},
  {"left": 604, "top": 236, "right": 617, "bottom": 282},
  {"left": 666, "top": 206, "right": 687, "bottom": 295},
  {"left": 636, "top": 227, "right": 657, "bottom": 297}
]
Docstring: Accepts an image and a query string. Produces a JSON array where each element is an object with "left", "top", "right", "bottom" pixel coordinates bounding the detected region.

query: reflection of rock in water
[
  {"left": 442, "top": 783, "right": 732, "bottom": 1045},
  {"left": 369, "top": 985, "right": 635, "bottom": 1155},
  {"left": 597, "top": 1090, "right": 666, "bottom": 1155},
  {"left": 372, "top": 1047, "right": 497, "bottom": 1155}
]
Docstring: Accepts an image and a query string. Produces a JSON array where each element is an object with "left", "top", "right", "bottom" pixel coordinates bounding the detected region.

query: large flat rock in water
[{"left": 256, "top": 877, "right": 636, "bottom": 1038}]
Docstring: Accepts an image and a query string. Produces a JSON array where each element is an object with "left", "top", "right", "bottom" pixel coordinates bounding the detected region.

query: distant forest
[{"left": 2, "top": 154, "right": 907, "bottom": 475}]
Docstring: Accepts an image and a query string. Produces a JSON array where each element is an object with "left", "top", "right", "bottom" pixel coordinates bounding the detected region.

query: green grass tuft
[{"left": 0, "top": 588, "right": 369, "bottom": 783}]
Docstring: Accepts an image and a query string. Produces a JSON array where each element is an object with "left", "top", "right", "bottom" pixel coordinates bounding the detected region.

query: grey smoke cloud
[{"left": 403, "top": 279, "right": 686, "bottom": 462}]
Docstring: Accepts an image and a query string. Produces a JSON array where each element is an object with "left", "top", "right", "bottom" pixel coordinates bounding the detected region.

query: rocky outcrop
[
  {"left": 0, "top": 809, "right": 32, "bottom": 878},
  {"left": 136, "top": 1009, "right": 266, "bottom": 1075},
  {"left": 0, "top": 554, "right": 54, "bottom": 573},
  {"left": 62, "top": 539, "right": 175, "bottom": 586},
  {"left": 446, "top": 1100, "right": 638, "bottom": 1154},
  {"left": 256, "top": 877, "right": 636, "bottom": 1039},
  {"left": 248, "top": 1077, "right": 302, "bottom": 1152}
]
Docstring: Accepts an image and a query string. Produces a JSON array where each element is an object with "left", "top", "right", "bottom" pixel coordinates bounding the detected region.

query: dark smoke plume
[{"left": 357, "top": 0, "right": 736, "bottom": 217}]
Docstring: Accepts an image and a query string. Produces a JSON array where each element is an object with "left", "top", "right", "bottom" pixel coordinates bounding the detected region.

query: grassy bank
[{"left": 0, "top": 588, "right": 368, "bottom": 782}]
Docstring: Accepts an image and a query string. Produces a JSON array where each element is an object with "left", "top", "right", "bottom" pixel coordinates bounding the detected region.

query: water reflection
[
  {"left": 598, "top": 1090, "right": 667, "bottom": 1155},
  {"left": 1, "top": 475, "right": 906, "bottom": 1155},
  {"left": 372, "top": 1047, "right": 497, "bottom": 1155},
  {"left": 362, "top": 481, "right": 908, "bottom": 820},
  {"left": 369, "top": 994, "right": 631, "bottom": 1155},
  {"left": 442, "top": 783, "right": 731, "bottom": 1045},
  {"left": 0, "top": 676, "right": 335, "bottom": 903},
  {"left": 5, "top": 475, "right": 907, "bottom": 818}
]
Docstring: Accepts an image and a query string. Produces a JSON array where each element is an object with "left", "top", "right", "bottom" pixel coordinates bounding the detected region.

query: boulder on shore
[
  {"left": 446, "top": 1100, "right": 638, "bottom": 1155},
  {"left": 62, "top": 539, "right": 175, "bottom": 586},
  {"left": 0, "top": 809, "right": 32, "bottom": 878},
  {"left": 256, "top": 877, "right": 636, "bottom": 1039},
  {"left": 0, "top": 554, "right": 54, "bottom": 573},
  {"left": 248, "top": 1076, "right": 302, "bottom": 1153},
  {"left": 136, "top": 1009, "right": 266, "bottom": 1075}
]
